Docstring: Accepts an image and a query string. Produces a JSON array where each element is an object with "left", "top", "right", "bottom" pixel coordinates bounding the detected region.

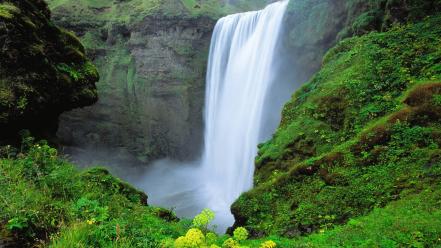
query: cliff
[{"left": 46, "top": 0, "right": 276, "bottom": 166}]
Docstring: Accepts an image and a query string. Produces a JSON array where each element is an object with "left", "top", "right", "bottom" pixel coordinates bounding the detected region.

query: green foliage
[
  {"left": 192, "top": 208, "right": 215, "bottom": 230},
  {"left": 6, "top": 217, "right": 29, "bottom": 231},
  {"left": 289, "top": 187, "right": 441, "bottom": 247},
  {"left": 174, "top": 228, "right": 206, "bottom": 248},
  {"left": 222, "top": 238, "right": 239, "bottom": 248},
  {"left": 233, "top": 14, "right": 441, "bottom": 240},
  {"left": 46, "top": 0, "right": 270, "bottom": 27},
  {"left": 0, "top": 2, "right": 19, "bottom": 19},
  {"left": 260, "top": 240, "right": 277, "bottom": 248},
  {"left": 233, "top": 227, "right": 248, "bottom": 241},
  {"left": 172, "top": 210, "right": 279, "bottom": 247},
  {"left": 0, "top": 141, "right": 187, "bottom": 247},
  {"left": 57, "top": 61, "right": 98, "bottom": 83},
  {"left": 433, "top": 94, "right": 441, "bottom": 106},
  {"left": 73, "top": 197, "right": 110, "bottom": 224}
]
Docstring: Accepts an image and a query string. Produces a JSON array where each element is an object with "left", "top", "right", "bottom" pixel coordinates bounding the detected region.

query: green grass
[
  {"left": 290, "top": 187, "right": 441, "bottom": 247},
  {"left": 232, "top": 15, "right": 441, "bottom": 239},
  {"left": 0, "top": 140, "right": 189, "bottom": 247}
]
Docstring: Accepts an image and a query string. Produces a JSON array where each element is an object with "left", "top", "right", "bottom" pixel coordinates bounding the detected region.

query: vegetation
[
  {"left": 0, "top": 138, "right": 187, "bottom": 247},
  {"left": 0, "top": 142, "right": 279, "bottom": 247},
  {"left": 231, "top": 11, "right": 441, "bottom": 245},
  {"left": 0, "top": 0, "right": 98, "bottom": 142},
  {"left": 2, "top": 138, "right": 440, "bottom": 248},
  {"left": 2, "top": 0, "right": 441, "bottom": 247}
]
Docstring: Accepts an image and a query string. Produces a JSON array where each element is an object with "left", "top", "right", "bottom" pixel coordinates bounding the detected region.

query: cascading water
[
  {"left": 136, "top": 0, "right": 289, "bottom": 232},
  {"left": 201, "top": 0, "right": 289, "bottom": 227}
]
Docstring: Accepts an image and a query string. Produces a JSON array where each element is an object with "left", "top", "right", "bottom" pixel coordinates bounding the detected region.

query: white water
[
  {"left": 136, "top": 0, "right": 289, "bottom": 232},
  {"left": 201, "top": 0, "right": 289, "bottom": 226}
]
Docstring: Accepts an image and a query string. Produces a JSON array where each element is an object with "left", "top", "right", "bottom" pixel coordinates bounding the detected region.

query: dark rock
[{"left": 0, "top": 0, "right": 98, "bottom": 145}]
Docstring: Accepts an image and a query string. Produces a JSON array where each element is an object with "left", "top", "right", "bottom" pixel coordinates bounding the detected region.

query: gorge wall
[
  {"left": 47, "top": 1, "right": 222, "bottom": 166},
  {"left": 46, "top": 0, "right": 280, "bottom": 166}
]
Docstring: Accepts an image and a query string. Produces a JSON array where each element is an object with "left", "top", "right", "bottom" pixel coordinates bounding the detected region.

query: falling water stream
[{"left": 136, "top": 0, "right": 289, "bottom": 232}]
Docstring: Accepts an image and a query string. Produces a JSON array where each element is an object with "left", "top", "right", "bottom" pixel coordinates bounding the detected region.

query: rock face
[
  {"left": 0, "top": 0, "right": 98, "bottom": 145},
  {"left": 47, "top": 1, "right": 216, "bottom": 164}
]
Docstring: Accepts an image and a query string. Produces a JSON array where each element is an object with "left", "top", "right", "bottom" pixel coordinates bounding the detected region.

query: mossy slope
[{"left": 231, "top": 13, "right": 441, "bottom": 243}]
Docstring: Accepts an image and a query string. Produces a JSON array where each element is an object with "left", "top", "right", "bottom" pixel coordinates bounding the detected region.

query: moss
[
  {"left": 233, "top": 15, "right": 441, "bottom": 237},
  {"left": 81, "top": 167, "right": 148, "bottom": 206},
  {"left": 0, "top": 2, "right": 19, "bottom": 19},
  {"left": 0, "top": 0, "right": 98, "bottom": 142},
  {"left": 287, "top": 186, "right": 441, "bottom": 247}
]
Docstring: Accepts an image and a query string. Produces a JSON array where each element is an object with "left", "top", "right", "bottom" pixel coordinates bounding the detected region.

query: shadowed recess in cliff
[{"left": 136, "top": 0, "right": 293, "bottom": 233}]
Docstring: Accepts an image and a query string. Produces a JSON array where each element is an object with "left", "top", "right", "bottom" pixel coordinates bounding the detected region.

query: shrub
[
  {"left": 192, "top": 208, "right": 215, "bottom": 230},
  {"left": 222, "top": 238, "right": 239, "bottom": 248},
  {"left": 233, "top": 227, "right": 248, "bottom": 241}
]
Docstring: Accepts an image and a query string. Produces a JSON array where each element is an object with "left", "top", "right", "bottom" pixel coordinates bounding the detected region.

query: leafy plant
[{"left": 192, "top": 208, "right": 215, "bottom": 231}]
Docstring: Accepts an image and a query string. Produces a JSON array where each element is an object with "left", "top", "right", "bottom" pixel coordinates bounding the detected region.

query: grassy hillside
[{"left": 231, "top": 13, "right": 441, "bottom": 244}]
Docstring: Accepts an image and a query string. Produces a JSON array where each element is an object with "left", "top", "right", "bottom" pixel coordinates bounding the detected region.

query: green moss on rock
[
  {"left": 0, "top": 0, "right": 98, "bottom": 143},
  {"left": 232, "top": 15, "right": 441, "bottom": 238}
]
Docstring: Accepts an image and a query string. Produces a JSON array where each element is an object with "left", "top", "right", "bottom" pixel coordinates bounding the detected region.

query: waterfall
[
  {"left": 137, "top": 0, "right": 289, "bottom": 232},
  {"left": 201, "top": 0, "right": 289, "bottom": 228}
]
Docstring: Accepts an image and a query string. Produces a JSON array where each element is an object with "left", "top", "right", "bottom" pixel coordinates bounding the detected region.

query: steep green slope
[
  {"left": 240, "top": 186, "right": 441, "bottom": 247},
  {"left": 290, "top": 186, "right": 441, "bottom": 247},
  {"left": 283, "top": 0, "right": 441, "bottom": 83},
  {"left": 0, "top": 0, "right": 98, "bottom": 144},
  {"left": 231, "top": 14, "right": 441, "bottom": 240}
]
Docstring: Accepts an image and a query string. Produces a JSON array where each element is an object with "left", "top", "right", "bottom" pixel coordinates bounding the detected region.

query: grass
[
  {"left": 232, "top": 14, "right": 441, "bottom": 239},
  {"left": 0, "top": 139, "right": 189, "bottom": 247}
]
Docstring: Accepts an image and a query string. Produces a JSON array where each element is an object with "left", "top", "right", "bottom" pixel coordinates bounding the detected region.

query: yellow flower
[
  {"left": 222, "top": 238, "right": 239, "bottom": 248},
  {"left": 174, "top": 228, "right": 205, "bottom": 248},
  {"left": 192, "top": 209, "right": 215, "bottom": 228},
  {"left": 233, "top": 227, "right": 248, "bottom": 241},
  {"left": 260, "top": 240, "right": 277, "bottom": 248},
  {"left": 86, "top": 218, "right": 96, "bottom": 225}
]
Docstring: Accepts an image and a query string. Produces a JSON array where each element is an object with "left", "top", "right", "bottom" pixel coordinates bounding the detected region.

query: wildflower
[
  {"left": 192, "top": 208, "right": 215, "bottom": 229},
  {"left": 233, "top": 227, "right": 248, "bottom": 241},
  {"left": 222, "top": 238, "right": 239, "bottom": 248},
  {"left": 260, "top": 240, "right": 277, "bottom": 248},
  {"left": 174, "top": 228, "right": 205, "bottom": 248},
  {"left": 86, "top": 218, "right": 96, "bottom": 225}
]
